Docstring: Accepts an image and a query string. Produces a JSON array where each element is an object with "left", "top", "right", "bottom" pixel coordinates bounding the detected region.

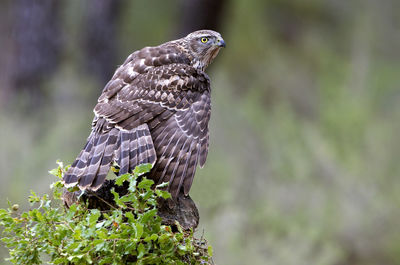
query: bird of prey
[{"left": 63, "top": 30, "right": 225, "bottom": 199}]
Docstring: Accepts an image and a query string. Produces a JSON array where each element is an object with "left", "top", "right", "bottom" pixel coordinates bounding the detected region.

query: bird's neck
[
  {"left": 192, "top": 47, "right": 221, "bottom": 72},
  {"left": 191, "top": 58, "right": 206, "bottom": 71}
]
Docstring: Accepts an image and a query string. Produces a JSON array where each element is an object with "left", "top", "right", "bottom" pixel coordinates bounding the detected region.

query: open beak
[{"left": 216, "top": 39, "right": 226, "bottom": 48}]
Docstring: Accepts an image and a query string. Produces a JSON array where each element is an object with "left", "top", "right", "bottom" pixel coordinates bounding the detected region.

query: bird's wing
[
  {"left": 94, "top": 62, "right": 211, "bottom": 198},
  {"left": 150, "top": 89, "right": 211, "bottom": 198},
  {"left": 63, "top": 44, "right": 191, "bottom": 191}
]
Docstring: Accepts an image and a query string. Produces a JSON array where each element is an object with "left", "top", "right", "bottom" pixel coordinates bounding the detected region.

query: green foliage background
[{"left": 1, "top": 0, "right": 400, "bottom": 264}]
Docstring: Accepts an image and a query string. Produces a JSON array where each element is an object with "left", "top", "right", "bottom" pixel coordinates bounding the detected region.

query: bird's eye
[{"left": 200, "top": 37, "right": 209, "bottom": 43}]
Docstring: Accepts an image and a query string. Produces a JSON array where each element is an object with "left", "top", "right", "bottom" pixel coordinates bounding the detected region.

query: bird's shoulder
[
  {"left": 118, "top": 41, "right": 191, "bottom": 79},
  {"left": 98, "top": 42, "right": 210, "bottom": 104}
]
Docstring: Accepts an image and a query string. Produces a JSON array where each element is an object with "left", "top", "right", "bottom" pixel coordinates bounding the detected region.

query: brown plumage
[{"left": 63, "top": 30, "right": 225, "bottom": 199}]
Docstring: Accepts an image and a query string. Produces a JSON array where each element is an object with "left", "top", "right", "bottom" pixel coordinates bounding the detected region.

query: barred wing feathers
[
  {"left": 150, "top": 91, "right": 211, "bottom": 198},
  {"left": 63, "top": 43, "right": 211, "bottom": 198}
]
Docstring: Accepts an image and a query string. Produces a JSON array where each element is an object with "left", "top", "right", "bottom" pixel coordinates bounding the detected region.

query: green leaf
[
  {"left": 137, "top": 243, "right": 146, "bottom": 259},
  {"left": 88, "top": 209, "right": 101, "bottom": 226},
  {"left": 73, "top": 228, "right": 82, "bottom": 240},
  {"left": 175, "top": 221, "right": 183, "bottom": 234},
  {"left": 67, "top": 254, "right": 84, "bottom": 261},
  {"left": 34, "top": 210, "right": 44, "bottom": 222},
  {"left": 137, "top": 178, "right": 154, "bottom": 189},
  {"left": 94, "top": 240, "right": 106, "bottom": 251},
  {"left": 125, "top": 212, "right": 135, "bottom": 223},
  {"left": 150, "top": 234, "right": 158, "bottom": 241},
  {"left": 158, "top": 233, "right": 170, "bottom": 244},
  {"left": 133, "top": 163, "right": 153, "bottom": 176},
  {"left": 128, "top": 178, "right": 137, "bottom": 193},
  {"left": 111, "top": 188, "right": 126, "bottom": 208},
  {"left": 155, "top": 189, "right": 172, "bottom": 199},
  {"left": 115, "top": 173, "right": 130, "bottom": 186},
  {"left": 136, "top": 223, "right": 144, "bottom": 239},
  {"left": 141, "top": 209, "right": 157, "bottom": 223},
  {"left": 99, "top": 257, "right": 113, "bottom": 265},
  {"left": 155, "top": 182, "right": 169, "bottom": 189},
  {"left": 96, "top": 229, "right": 108, "bottom": 239},
  {"left": 28, "top": 191, "right": 40, "bottom": 204},
  {"left": 48, "top": 168, "right": 60, "bottom": 177},
  {"left": 84, "top": 254, "right": 93, "bottom": 264},
  {"left": 66, "top": 203, "right": 78, "bottom": 219},
  {"left": 53, "top": 257, "right": 66, "bottom": 264},
  {"left": 208, "top": 245, "right": 213, "bottom": 257}
]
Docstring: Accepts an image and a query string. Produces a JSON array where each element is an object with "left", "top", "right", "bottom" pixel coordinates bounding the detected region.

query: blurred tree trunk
[
  {"left": 176, "top": 0, "right": 227, "bottom": 36},
  {"left": 0, "top": 1, "right": 13, "bottom": 106},
  {"left": 11, "top": 0, "right": 62, "bottom": 108},
  {"left": 83, "top": 0, "right": 122, "bottom": 87}
]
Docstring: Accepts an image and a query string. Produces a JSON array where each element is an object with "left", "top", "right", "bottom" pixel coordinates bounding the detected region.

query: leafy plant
[{"left": 0, "top": 162, "right": 213, "bottom": 264}]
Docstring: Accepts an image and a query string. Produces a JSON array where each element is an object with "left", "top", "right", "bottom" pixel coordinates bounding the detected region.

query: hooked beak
[{"left": 216, "top": 38, "right": 226, "bottom": 48}]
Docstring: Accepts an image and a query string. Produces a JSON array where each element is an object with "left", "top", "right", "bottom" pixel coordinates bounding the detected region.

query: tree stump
[{"left": 62, "top": 179, "right": 199, "bottom": 231}]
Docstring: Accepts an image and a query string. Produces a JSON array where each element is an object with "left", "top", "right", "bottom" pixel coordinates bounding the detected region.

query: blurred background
[{"left": 1, "top": 0, "right": 400, "bottom": 264}]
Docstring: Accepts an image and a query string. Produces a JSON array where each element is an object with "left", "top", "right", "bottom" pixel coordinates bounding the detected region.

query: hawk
[{"left": 63, "top": 30, "right": 225, "bottom": 199}]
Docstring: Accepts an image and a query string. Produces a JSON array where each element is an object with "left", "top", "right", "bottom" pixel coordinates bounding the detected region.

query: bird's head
[{"left": 183, "top": 30, "right": 225, "bottom": 71}]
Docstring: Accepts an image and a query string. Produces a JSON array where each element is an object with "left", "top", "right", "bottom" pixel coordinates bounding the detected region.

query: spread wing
[{"left": 94, "top": 48, "right": 211, "bottom": 197}]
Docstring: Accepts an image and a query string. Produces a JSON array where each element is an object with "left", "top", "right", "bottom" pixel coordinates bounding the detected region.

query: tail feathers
[
  {"left": 117, "top": 124, "right": 157, "bottom": 175},
  {"left": 91, "top": 131, "right": 119, "bottom": 189},
  {"left": 133, "top": 124, "right": 157, "bottom": 166},
  {"left": 118, "top": 131, "right": 131, "bottom": 175},
  {"left": 79, "top": 133, "right": 108, "bottom": 189},
  {"left": 63, "top": 123, "right": 156, "bottom": 191},
  {"left": 63, "top": 136, "right": 95, "bottom": 187}
]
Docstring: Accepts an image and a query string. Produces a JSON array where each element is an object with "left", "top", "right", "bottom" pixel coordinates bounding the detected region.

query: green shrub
[{"left": 0, "top": 162, "right": 213, "bottom": 264}]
